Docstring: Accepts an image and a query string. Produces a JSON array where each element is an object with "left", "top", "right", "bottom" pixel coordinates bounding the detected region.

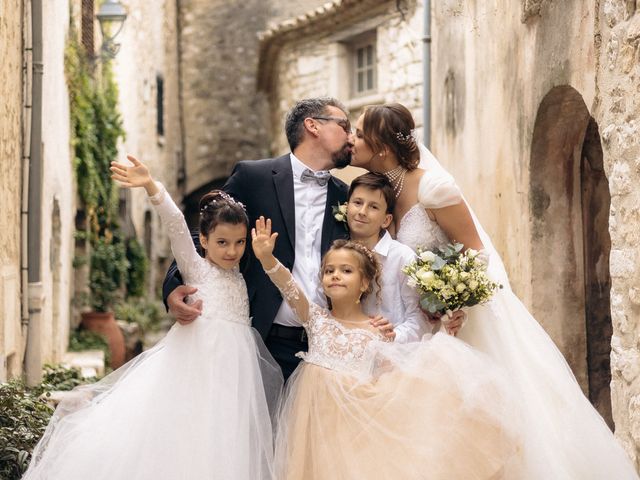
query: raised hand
[
  {"left": 251, "top": 216, "right": 278, "bottom": 263},
  {"left": 110, "top": 155, "right": 154, "bottom": 190}
]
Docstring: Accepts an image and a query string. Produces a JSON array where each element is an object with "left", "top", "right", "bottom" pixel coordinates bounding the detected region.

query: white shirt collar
[
  {"left": 290, "top": 153, "right": 330, "bottom": 179},
  {"left": 373, "top": 231, "right": 393, "bottom": 258}
]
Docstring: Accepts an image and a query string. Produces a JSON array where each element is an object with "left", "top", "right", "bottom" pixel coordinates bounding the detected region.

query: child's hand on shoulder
[{"left": 251, "top": 216, "right": 278, "bottom": 262}]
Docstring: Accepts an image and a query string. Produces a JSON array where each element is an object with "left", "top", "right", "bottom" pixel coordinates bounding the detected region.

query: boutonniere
[{"left": 332, "top": 202, "right": 348, "bottom": 226}]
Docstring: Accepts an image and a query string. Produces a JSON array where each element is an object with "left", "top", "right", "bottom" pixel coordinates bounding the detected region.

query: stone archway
[{"left": 529, "top": 85, "right": 613, "bottom": 427}]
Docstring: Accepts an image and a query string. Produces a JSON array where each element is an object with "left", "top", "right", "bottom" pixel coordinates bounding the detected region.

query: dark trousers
[{"left": 265, "top": 325, "right": 308, "bottom": 381}]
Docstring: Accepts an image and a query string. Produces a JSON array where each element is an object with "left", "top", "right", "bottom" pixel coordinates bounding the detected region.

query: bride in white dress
[
  {"left": 350, "top": 103, "right": 639, "bottom": 479},
  {"left": 22, "top": 156, "right": 282, "bottom": 480}
]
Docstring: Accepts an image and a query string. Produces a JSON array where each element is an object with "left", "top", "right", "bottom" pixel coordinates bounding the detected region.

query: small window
[
  {"left": 156, "top": 75, "right": 164, "bottom": 137},
  {"left": 351, "top": 33, "right": 377, "bottom": 97}
]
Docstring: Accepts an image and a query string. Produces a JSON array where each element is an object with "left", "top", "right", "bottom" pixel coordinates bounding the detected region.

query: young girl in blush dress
[
  {"left": 251, "top": 217, "right": 522, "bottom": 480},
  {"left": 22, "top": 156, "right": 282, "bottom": 480}
]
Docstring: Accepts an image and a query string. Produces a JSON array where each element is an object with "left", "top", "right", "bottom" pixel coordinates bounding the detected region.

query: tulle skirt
[
  {"left": 273, "top": 333, "right": 522, "bottom": 480},
  {"left": 23, "top": 317, "right": 283, "bottom": 480},
  {"left": 459, "top": 290, "right": 639, "bottom": 479}
]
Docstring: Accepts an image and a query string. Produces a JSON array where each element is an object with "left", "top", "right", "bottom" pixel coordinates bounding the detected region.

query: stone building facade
[
  {"left": 174, "top": 0, "right": 333, "bottom": 222},
  {"left": 113, "top": 0, "right": 182, "bottom": 295},
  {"left": 257, "top": 0, "right": 640, "bottom": 466},
  {"left": 0, "top": 0, "right": 28, "bottom": 382},
  {"left": 0, "top": 0, "right": 76, "bottom": 383}
]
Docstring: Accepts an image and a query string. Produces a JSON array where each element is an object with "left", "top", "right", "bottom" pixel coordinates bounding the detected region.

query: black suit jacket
[{"left": 162, "top": 154, "right": 349, "bottom": 338}]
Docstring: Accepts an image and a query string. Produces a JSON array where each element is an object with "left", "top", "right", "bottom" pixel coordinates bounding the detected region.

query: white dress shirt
[
  {"left": 273, "top": 154, "right": 329, "bottom": 327},
  {"left": 361, "top": 231, "right": 429, "bottom": 343}
]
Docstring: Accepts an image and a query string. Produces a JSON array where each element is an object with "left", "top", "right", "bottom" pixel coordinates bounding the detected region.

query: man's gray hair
[{"left": 285, "top": 97, "right": 347, "bottom": 151}]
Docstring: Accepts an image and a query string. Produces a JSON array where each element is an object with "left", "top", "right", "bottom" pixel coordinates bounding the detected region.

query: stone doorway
[{"left": 529, "top": 86, "right": 613, "bottom": 428}]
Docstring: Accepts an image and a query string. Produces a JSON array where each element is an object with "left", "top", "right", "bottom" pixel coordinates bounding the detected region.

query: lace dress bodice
[
  {"left": 150, "top": 186, "right": 250, "bottom": 326},
  {"left": 265, "top": 265, "right": 384, "bottom": 375},
  {"left": 396, "top": 204, "right": 449, "bottom": 252}
]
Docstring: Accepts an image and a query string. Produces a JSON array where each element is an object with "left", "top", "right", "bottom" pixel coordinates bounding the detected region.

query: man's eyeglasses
[{"left": 311, "top": 116, "right": 352, "bottom": 134}]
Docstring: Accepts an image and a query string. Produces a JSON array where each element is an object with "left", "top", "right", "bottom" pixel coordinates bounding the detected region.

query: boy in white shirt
[{"left": 345, "top": 172, "right": 429, "bottom": 343}]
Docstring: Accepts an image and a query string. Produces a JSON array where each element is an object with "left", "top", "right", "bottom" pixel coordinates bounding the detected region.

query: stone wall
[
  {"left": 114, "top": 0, "right": 181, "bottom": 294},
  {"left": 0, "top": 0, "right": 77, "bottom": 381},
  {"left": 430, "top": 0, "right": 639, "bottom": 465},
  {"left": 597, "top": 0, "right": 640, "bottom": 465},
  {"left": 39, "top": 0, "right": 75, "bottom": 368},
  {"left": 0, "top": 0, "right": 26, "bottom": 381},
  {"left": 176, "top": 0, "right": 352, "bottom": 196},
  {"left": 261, "top": 0, "right": 424, "bottom": 164}
]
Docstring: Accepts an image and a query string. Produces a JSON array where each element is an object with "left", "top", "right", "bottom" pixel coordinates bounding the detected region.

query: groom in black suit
[{"left": 163, "top": 97, "right": 354, "bottom": 378}]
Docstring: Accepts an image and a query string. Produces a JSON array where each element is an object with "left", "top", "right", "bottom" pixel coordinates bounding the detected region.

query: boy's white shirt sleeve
[
  {"left": 366, "top": 233, "right": 429, "bottom": 343},
  {"left": 390, "top": 242, "right": 429, "bottom": 343}
]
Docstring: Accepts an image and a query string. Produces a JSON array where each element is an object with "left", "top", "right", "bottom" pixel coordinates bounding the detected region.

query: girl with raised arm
[
  {"left": 23, "top": 156, "right": 282, "bottom": 480},
  {"left": 252, "top": 216, "right": 520, "bottom": 480}
]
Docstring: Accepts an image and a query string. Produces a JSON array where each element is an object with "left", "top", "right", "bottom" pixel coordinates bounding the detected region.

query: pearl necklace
[{"left": 383, "top": 165, "right": 408, "bottom": 198}]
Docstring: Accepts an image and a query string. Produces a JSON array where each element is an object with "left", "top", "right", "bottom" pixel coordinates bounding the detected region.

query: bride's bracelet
[{"left": 263, "top": 261, "right": 282, "bottom": 275}]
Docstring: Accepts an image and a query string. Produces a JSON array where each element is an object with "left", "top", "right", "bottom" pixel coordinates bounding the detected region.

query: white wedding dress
[
  {"left": 23, "top": 187, "right": 283, "bottom": 480},
  {"left": 393, "top": 145, "right": 639, "bottom": 479}
]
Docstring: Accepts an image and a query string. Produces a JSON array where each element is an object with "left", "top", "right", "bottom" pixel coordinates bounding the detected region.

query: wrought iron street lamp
[{"left": 96, "top": 0, "right": 127, "bottom": 60}]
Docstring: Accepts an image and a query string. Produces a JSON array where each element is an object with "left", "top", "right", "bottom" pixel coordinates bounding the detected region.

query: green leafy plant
[
  {"left": 89, "top": 236, "right": 129, "bottom": 312},
  {"left": 34, "top": 364, "right": 97, "bottom": 396},
  {"left": 0, "top": 381, "right": 54, "bottom": 479},
  {"left": 68, "top": 328, "right": 111, "bottom": 367},
  {"left": 125, "top": 237, "right": 148, "bottom": 298},
  {"left": 115, "top": 298, "right": 165, "bottom": 335}
]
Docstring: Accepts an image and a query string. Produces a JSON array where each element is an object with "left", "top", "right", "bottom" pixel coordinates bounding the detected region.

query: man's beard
[{"left": 332, "top": 143, "right": 353, "bottom": 169}]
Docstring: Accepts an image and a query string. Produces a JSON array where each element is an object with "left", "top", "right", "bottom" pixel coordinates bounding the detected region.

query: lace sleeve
[
  {"left": 149, "top": 183, "right": 205, "bottom": 283},
  {"left": 264, "top": 261, "right": 311, "bottom": 325}
]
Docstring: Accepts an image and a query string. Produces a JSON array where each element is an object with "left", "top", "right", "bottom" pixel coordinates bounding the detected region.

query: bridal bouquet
[{"left": 402, "top": 243, "right": 501, "bottom": 314}]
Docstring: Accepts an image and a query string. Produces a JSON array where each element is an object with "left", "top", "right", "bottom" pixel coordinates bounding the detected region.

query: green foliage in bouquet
[{"left": 403, "top": 243, "right": 501, "bottom": 314}]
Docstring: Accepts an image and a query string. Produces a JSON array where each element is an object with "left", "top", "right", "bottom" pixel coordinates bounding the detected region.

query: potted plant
[{"left": 80, "top": 235, "right": 129, "bottom": 369}]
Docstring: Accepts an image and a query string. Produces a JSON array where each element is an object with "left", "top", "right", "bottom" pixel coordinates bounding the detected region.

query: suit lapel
[
  {"left": 321, "top": 177, "right": 348, "bottom": 255},
  {"left": 272, "top": 155, "right": 295, "bottom": 250}
]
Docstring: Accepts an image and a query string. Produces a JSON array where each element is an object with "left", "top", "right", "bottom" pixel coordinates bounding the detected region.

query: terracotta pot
[{"left": 81, "top": 311, "right": 126, "bottom": 369}]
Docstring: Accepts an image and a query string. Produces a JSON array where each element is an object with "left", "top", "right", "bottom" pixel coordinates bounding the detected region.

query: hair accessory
[
  {"left": 200, "top": 192, "right": 246, "bottom": 214},
  {"left": 350, "top": 241, "right": 377, "bottom": 266},
  {"left": 394, "top": 130, "right": 414, "bottom": 145}
]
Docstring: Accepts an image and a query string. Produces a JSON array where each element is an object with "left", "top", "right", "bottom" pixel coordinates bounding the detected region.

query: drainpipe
[
  {"left": 24, "top": 0, "right": 44, "bottom": 385},
  {"left": 422, "top": 0, "right": 431, "bottom": 148}
]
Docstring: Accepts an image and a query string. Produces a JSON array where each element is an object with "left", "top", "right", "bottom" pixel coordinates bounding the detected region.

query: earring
[{"left": 355, "top": 295, "right": 361, "bottom": 304}]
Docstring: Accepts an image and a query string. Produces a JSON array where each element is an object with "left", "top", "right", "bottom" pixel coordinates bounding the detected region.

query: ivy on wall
[{"left": 65, "top": 35, "right": 147, "bottom": 311}]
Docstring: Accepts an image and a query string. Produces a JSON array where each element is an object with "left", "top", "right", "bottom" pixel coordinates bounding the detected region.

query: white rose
[
  {"left": 459, "top": 271, "right": 470, "bottom": 281},
  {"left": 420, "top": 251, "right": 437, "bottom": 263},
  {"left": 468, "top": 280, "right": 479, "bottom": 291},
  {"left": 334, "top": 213, "right": 344, "bottom": 222},
  {"left": 417, "top": 269, "right": 435, "bottom": 283},
  {"left": 339, "top": 204, "right": 347, "bottom": 214},
  {"left": 467, "top": 248, "right": 479, "bottom": 258},
  {"left": 456, "top": 283, "right": 467, "bottom": 293}
]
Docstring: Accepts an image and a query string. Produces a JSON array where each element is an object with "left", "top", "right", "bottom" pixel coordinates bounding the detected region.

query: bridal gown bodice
[
  {"left": 152, "top": 187, "right": 251, "bottom": 327},
  {"left": 296, "top": 304, "right": 383, "bottom": 375},
  {"left": 396, "top": 203, "right": 449, "bottom": 252}
]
